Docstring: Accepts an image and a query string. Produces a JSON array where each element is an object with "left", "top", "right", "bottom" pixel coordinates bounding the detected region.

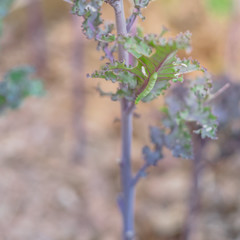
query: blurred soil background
[{"left": 0, "top": 0, "right": 240, "bottom": 240}]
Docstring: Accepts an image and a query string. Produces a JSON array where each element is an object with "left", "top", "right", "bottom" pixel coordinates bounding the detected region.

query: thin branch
[
  {"left": 117, "top": 194, "right": 125, "bottom": 215},
  {"left": 207, "top": 83, "right": 230, "bottom": 103},
  {"left": 126, "top": 101, "right": 136, "bottom": 115},
  {"left": 126, "top": 9, "right": 138, "bottom": 33},
  {"left": 103, "top": 45, "right": 115, "bottom": 63},
  {"left": 131, "top": 162, "right": 150, "bottom": 186}
]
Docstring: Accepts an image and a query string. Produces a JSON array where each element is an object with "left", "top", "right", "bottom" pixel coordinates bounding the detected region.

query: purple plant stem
[
  {"left": 127, "top": 9, "right": 138, "bottom": 33},
  {"left": 128, "top": 15, "right": 137, "bottom": 66},
  {"left": 120, "top": 107, "right": 135, "bottom": 240},
  {"left": 183, "top": 137, "right": 205, "bottom": 240},
  {"left": 131, "top": 162, "right": 149, "bottom": 186},
  {"left": 110, "top": 0, "right": 135, "bottom": 239}
]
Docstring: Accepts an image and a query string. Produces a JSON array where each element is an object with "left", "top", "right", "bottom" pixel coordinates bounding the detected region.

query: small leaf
[
  {"left": 164, "top": 121, "right": 193, "bottom": 159},
  {"left": 142, "top": 127, "right": 164, "bottom": 165},
  {"left": 142, "top": 146, "right": 162, "bottom": 165},
  {"left": 99, "top": 33, "right": 115, "bottom": 42},
  {"left": 134, "top": 0, "right": 151, "bottom": 8},
  {"left": 119, "top": 35, "right": 152, "bottom": 58}
]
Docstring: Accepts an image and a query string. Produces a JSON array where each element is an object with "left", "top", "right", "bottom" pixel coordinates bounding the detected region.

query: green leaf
[
  {"left": 119, "top": 35, "right": 152, "bottom": 58},
  {"left": 147, "top": 75, "right": 218, "bottom": 160},
  {"left": 0, "top": 66, "right": 45, "bottom": 114},
  {"left": 142, "top": 127, "right": 164, "bottom": 165},
  {"left": 193, "top": 107, "right": 218, "bottom": 139},
  {"left": 91, "top": 31, "right": 202, "bottom": 102},
  {"left": 98, "top": 33, "right": 115, "bottom": 43},
  {"left": 72, "top": 0, "right": 116, "bottom": 61},
  {"left": 72, "top": 0, "right": 115, "bottom": 42},
  {"left": 72, "top": 0, "right": 103, "bottom": 39},
  {"left": 141, "top": 80, "right": 170, "bottom": 102},
  {"left": 205, "top": 0, "right": 233, "bottom": 16},
  {"left": 134, "top": 0, "right": 151, "bottom": 8},
  {"left": 164, "top": 120, "right": 193, "bottom": 159}
]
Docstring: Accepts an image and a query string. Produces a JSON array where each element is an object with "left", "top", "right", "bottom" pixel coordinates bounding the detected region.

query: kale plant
[
  {"left": 66, "top": 0, "right": 218, "bottom": 239},
  {"left": 0, "top": 0, "right": 44, "bottom": 114}
]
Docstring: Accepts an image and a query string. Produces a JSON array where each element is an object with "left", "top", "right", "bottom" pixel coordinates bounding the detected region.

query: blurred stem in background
[
  {"left": 183, "top": 136, "right": 206, "bottom": 240},
  {"left": 225, "top": 0, "right": 240, "bottom": 80},
  {"left": 71, "top": 14, "right": 86, "bottom": 163},
  {"left": 184, "top": 1, "right": 240, "bottom": 239},
  {"left": 27, "top": 0, "right": 46, "bottom": 74}
]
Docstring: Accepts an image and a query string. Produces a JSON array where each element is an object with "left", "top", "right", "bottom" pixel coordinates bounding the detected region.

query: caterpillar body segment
[{"left": 135, "top": 72, "right": 158, "bottom": 104}]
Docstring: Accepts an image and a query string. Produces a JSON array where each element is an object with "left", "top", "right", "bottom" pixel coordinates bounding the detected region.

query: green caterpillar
[{"left": 135, "top": 72, "right": 158, "bottom": 104}]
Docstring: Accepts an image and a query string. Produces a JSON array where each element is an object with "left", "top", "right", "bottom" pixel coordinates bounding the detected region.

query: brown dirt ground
[{"left": 0, "top": 1, "right": 240, "bottom": 240}]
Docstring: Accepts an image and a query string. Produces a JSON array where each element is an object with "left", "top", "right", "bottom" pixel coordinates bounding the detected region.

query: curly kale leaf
[
  {"left": 72, "top": 0, "right": 103, "bottom": 39},
  {"left": 144, "top": 76, "right": 218, "bottom": 160},
  {"left": 92, "top": 31, "right": 203, "bottom": 102},
  {"left": 72, "top": 0, "right": 115, "bottom": 61}
]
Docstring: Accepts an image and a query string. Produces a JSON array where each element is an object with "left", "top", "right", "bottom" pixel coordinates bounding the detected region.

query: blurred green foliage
[
  {"left": 205, "top": 0, "right": 233, "bottom": 16},
  {"left": 0, "top": 0, "right": 45, "bottom": 115},
  {"left": 0, "top": 67, "right": 45, "bottom": 114}
]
